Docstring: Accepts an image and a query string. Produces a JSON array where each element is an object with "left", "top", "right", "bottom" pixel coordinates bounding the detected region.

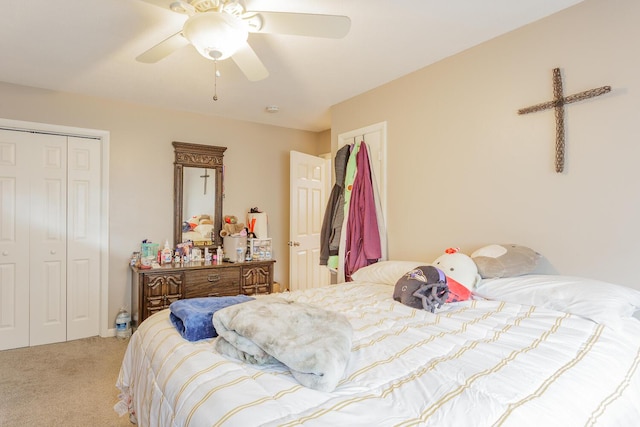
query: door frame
[
  {"left": 0, "top": 118, "right": 110, "bottom": 338},
  {"left": 337, "top": 121, "right": 387, "bottom": 229}
]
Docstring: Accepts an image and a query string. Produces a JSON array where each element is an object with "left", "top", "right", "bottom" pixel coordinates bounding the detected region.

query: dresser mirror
[{"left": 173, "top": 141, "right": 226, "bottom": 248}]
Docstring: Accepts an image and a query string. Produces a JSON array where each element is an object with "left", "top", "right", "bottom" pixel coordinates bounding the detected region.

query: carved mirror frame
[{"left": 173, "top": 141, "right": 226, "bottom": 248}]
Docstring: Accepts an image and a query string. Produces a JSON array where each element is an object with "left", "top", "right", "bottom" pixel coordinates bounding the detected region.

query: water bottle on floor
[{"left": 115, "top": 307, "right": 131, "bottom": 340}]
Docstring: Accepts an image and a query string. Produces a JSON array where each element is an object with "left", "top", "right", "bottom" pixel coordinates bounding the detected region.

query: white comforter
[{"left": 116, "top": 282, "right": 640, "bottom": 427}]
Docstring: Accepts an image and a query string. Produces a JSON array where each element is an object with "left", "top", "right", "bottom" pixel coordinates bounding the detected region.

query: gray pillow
[{"left": 471, "top": 244, "right": 540, "bottom": 279}]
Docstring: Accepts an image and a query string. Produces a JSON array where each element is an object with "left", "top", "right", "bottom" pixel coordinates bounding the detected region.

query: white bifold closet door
[{"left": 0, "top": 129, "right": 101, "bottom": 350}]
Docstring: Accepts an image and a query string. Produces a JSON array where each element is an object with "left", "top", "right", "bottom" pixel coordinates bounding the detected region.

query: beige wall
[
  {"left": 316, "top": 129, "right": 331, "bottom": 155},
  {"left": 0, "top": 82, "right": 326, "bottom": 327},
  {"left": 331, "top": 0, "right": 640, "bottom": 288}
]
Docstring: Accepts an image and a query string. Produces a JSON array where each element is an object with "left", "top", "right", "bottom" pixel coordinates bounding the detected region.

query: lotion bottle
[
  {"left": 162, "top": 240, "right": 173, "bottom": 264},
  {"left": 216, "top": 246, "right": 223, "bottom": 264}
]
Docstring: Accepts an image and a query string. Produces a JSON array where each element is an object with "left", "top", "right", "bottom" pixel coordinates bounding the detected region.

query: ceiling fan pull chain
[{"left": 213, "top": 60, "right": 219, "bottom": 101}]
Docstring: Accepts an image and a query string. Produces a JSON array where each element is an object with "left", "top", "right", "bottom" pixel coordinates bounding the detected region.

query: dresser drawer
[
  {"left": 240, "top": 263, "right": 273, "bottom": 296},
  {"left": 183, "top": 268, "right": 240, "bottom": 298},
  {"left": 132, "top": 261, "right": 274, "bottom": 325},
  {"left": 241, "top": 282, "right": 271, "bottom": 296},
  {"left": 141, "top": 272, "right": 184, "bottom": 321}
]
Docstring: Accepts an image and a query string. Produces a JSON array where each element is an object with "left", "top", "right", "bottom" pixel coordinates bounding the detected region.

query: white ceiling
[{"left": 0, "top": 0, "right": 583, "bottom": 132}]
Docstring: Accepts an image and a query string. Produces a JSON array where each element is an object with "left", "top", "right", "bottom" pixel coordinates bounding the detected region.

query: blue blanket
[{"left": 169, "top": 295, "right": 254, "bottom": 341}]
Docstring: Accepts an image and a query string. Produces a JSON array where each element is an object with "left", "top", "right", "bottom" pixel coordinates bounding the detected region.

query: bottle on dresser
[{"left": 162, "top": 240, "right": 173, "bottom": 264}]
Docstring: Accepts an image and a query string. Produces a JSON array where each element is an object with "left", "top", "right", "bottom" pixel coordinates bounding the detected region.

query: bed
[{"left": 115, "top": 261, "right": 640, "bottom": 426}]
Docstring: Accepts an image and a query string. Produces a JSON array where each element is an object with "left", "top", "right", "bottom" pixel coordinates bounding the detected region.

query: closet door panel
[
  {"left": 0, "top": 128, "right": 103, "bottom": 349},
  {"left": 0, "top": 263, "right": 21, "bottom": 350},
  {"left": 68, "top": 259, "right": 90, "bottom": 323},
  {"left": 41, "top": 261, "right": 64, "bottom": 322},
  {"left": 0, "top": 132, "right": 31, "bottom": 350},
  {"left": 66, "top": 137, "right": 101, "bottom": 340},
  {"left": 30, "top": 135, "right": 67, "bottom": 346}
]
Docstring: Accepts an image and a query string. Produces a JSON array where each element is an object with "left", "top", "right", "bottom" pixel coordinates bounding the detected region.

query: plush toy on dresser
[{"left": 432, "top": 247, "right": 481, "bottom": 302}]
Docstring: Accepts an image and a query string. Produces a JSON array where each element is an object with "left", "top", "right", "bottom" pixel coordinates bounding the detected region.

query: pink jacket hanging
[{"left": 344, "top": 142, "right": 382, "bottom": 280}]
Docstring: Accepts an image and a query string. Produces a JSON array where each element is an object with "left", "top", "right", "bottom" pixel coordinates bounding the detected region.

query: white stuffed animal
[{"left": 433, "top": 248, "right": 482, "bottom": 299}]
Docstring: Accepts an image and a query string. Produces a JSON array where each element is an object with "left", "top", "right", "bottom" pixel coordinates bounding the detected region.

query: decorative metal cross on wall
[
  {"left": 200, "top": 168, "right": 210, "bottom": 194},
  {"left": 518, "top": 68, "right": 611, "bottom": 173}
]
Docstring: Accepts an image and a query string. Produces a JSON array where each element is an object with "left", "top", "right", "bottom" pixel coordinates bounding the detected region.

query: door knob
[
  {"left": 287, "top": 241, "right": 300, "bottom": 247},
  {"left": 2, "top": 251, "right": 8, "bottom": 256},
  {"left": 50, "top": 250, "right": 56, "bottom": 254}
]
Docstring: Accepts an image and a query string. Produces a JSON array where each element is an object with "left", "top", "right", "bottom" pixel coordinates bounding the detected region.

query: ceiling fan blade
[
  {"left": 136, "top": 31, "right": 189, "bottom": 63},
  {"left": 137, "top": 0, "right": 176, "bottom": 11},
  {"left": 231, "top": 41, "right": 269, "bottom": 81},
  {"left": 139, "top": 0, "right": 197, "bottom": 14},
  {"left": 247, "top": 12, "right": 350, "bottom": 38}
]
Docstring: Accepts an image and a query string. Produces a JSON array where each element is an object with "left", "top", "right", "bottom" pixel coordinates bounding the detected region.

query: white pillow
[
  {"left": 194, "top": 224, "right": 214, "bottom": 238},
  {"left": 351, "top": 261, "right": 427, "bottom": 285},
  {"left": 474, "top": 274, "right": 640, "bottom": 330}
]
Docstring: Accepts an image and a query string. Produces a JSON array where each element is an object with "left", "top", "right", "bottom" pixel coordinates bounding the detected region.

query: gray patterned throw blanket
[{"left": 213, "top": 296, "right": 353, "bottom": 392}]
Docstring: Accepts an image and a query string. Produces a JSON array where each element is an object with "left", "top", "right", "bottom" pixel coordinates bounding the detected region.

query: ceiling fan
[{"left": 137, "top": 0, "right": 351, "bottom": 81}]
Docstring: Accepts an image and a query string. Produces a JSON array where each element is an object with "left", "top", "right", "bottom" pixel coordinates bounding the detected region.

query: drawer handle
[
  {"left": 207, "top": 274, "right": 221, "bottom": 282},
  {"left": 208, "top": 292, "right": 220, "bottom": 297}
]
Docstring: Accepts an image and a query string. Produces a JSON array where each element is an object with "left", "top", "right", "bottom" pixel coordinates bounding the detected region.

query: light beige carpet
[{"left": 0, "top": 336, "right": 132, "bottom": 427}]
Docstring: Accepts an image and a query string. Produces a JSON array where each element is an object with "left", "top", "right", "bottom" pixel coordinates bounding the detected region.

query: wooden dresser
[{"left": 130, "top": 260, "right": 275, "bottom": 327}]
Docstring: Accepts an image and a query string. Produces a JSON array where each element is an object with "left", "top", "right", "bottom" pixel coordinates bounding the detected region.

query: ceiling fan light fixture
[
  {"left": 183, "top": 12, "right": 248, "bottom": 60},
  {"left": 169, "top": 1, "right": 195, "bottom": 14}
]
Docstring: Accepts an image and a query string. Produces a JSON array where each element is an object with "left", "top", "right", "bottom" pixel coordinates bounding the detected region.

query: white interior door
[
  {"left": 29, "top": 133, "right": 68, "bottom": 346},
  {"left": 289, "top": 151, "right": 329, "bottom": 291},
  {"left": 338, "top": 122, "right": 388, "bottom": 266},
  {"left": 0, "top": 130, "right": 32, "bottom": 350},
  {"left": 338, "top": 122, "right": 387, "bottom": 229},
  {"left": 0, "top": 128, "right": 102, "bottom": 350},
  {"left": 66, "top": 136, "right": 101, "bottom": 340}
]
